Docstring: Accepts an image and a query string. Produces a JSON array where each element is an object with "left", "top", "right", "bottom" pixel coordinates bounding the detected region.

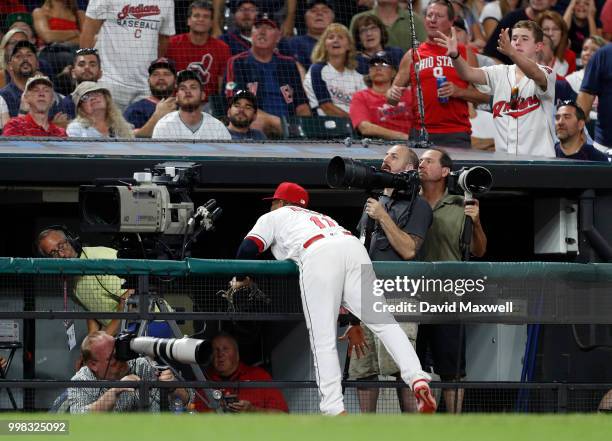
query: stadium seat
[
  {"left": 281, "top": 116, "right": 354, "bottom": 140},
  {"left": 208, "top": 95, "right": 228, "bottom": 119}
]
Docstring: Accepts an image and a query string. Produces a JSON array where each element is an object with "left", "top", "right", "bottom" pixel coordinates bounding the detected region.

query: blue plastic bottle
[{"left": 437, "top": 75, "right": 449, "bottom": 104}]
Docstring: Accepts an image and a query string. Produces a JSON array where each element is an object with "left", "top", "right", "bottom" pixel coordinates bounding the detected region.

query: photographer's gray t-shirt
[{"left": 358, "top": 195, "right": 432, "bottom": 261}]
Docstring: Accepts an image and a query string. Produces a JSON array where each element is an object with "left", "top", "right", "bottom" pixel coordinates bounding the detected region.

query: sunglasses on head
[{"left": 75, "top": 48, "right": 98, "bottom": 56}]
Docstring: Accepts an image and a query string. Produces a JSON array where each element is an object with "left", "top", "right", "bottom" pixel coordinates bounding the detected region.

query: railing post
[{"left": 557, "top": 383, "right": 568, "bottom": 413}]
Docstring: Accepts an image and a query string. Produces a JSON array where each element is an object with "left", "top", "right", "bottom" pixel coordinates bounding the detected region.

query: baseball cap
[
  {"left": 230, "top": 89, "right": 258, "bottom": 108},
  {"left": 10, "top": 40, "right": 37, "bottom": 59},
  {"left": 148, "top": 57, "right": 176, "bottom": 75},
  {"left": 176, "top": 69, "right": 203, "bottom": 86},
  {"left": 71, "top": 81, "right": 109, "bottom": 106},
  {"left": 306, "top": 0, "right": 332, "bottom": 10},
  {"left": 5, "top": 12, "right": 33, "bottom": 30},
  {"left": 263, "top": 182, "right": 309, "bottom": 207},
  {"left": 254, "top": 13, "right": 279, "bottom": 29},
  {"left": 368, "top": 51, "right": 395, "bottom": 68},
  {"left": 24, "top": 74, "right": 53, "bottom": 92},
  {"left": 453, "top": 18, "right": 467, "bottom": 33},
  {"left": 233, "top": 0, "right": 257, "bottom": 12}
]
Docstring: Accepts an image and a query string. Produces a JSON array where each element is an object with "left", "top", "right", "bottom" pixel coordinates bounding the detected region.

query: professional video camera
[
  {"left": 115, "top": 332, "right": 211, "bottom": 364},
  {"left": 447, "top": 166, "right": 493, "bottom": 200},
  {"left": 78, "top": 162, "right": 222, "bottom": 259},
  {"left": 326, "top": 156, "right": 420, "bottom": 196}
]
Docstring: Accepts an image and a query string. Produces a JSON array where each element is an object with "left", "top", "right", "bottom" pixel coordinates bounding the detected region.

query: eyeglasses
[
  {"left": 46, "top": 239, "right": 70, "bottom": 258},
  {"left": 557, "top": 99, "right": 578, "bottom": 109},
  {"left": 81, "top": 91, "right": 104, "bottom": 102},
  {"left": 75, "top": 48, "right": 98, "bottom": 56},
  {"left": 359, "top": 25, "right": 380, "bottom": 35}
]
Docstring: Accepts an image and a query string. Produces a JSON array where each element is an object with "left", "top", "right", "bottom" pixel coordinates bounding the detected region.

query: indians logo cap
[{"left": 264, "top": 182, "right": 309, "bottom": 207}]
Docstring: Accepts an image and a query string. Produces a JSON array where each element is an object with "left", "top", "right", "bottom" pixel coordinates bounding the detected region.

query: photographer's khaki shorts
[{"left": 348, "top": 322, "right": 418, "bottom": 379}]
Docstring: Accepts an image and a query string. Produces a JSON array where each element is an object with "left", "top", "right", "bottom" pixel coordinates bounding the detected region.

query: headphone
[{"left": 35, "top": 225, "right": 83, "bottom": 257}]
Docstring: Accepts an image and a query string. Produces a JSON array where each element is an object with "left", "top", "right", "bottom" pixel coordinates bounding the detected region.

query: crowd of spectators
[{"left": 0, "top": 0, "right": 610, "bottom": 153}]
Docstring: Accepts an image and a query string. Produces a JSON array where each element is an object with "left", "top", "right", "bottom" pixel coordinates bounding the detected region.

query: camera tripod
[{"left": 120, "top": 289, "right": 222, "bottom": 412}]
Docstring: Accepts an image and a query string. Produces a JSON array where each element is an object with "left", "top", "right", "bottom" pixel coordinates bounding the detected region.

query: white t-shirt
[
  {"left": 304, "top": 62, "right": 366, "bottom": 115},
  {"left": 475, "top": 63, "right": 556, "bottom": 157},
  {"left": 479, "top": 1, "right": 502, "bottom": 23},
  {"left": 152, "top": 111, "right": 232, "bottom": 140},
  {"left": 66, "top": 121, "right": 106, "bottom": 138},
  {"left": 245, "top": 205, "right": 350, "bottom": 262},
  {"left": 86, "top": 0, "right": 175, "bottom": 89},
  {"left": 0, "top": 96, "right": 9, "bottom": 130}
]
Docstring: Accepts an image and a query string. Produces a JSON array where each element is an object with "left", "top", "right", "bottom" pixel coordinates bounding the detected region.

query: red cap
[{"left": 264, "top": 182, "right": 309, "bottom": 207}]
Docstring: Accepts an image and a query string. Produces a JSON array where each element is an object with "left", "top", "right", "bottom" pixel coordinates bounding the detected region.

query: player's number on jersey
[
  {"left": 310, "top": 215, "right": 337, "bottom": 229},
  {"left": 433, "top": 66, "right": 444, "bottom": 78}
]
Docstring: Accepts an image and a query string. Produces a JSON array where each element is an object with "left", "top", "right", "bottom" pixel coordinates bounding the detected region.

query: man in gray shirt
[{"left": 344, "top": 144, "right": 432, "bottom": 413}]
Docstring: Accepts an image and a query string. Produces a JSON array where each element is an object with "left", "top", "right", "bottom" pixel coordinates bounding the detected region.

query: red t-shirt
[
  {"left": 349, "top": 87, "right": 412, "bottom": 135},
  {"left": 2, "top": 114, "right": 66, "bottom": 137},
  {"left": 603, "top": 0, "right": 612, "bottom": 35},
  {"left": 409, "top": 42, "right": 471, "bottom": 134},
  {"left": 564, "top": 48, "right": 577, "bottom": 74},
  {"left": 166, "top": 33, "right": 231, "bottom": 102},
  {"left": 192, "top": 362, "right": 289, "bottom": 413}
]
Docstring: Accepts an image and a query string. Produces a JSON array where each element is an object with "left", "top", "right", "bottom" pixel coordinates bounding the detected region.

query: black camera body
[
  {"left": 447, "top": 166, "right": 493, "bottom": 199},
  {"left": 326, "top": 156, "right": 420, "bottom": 197}
]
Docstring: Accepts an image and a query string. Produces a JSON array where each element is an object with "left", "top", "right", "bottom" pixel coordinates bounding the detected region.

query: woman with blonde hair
[
  {"left": 304, "top": 23, "right": 366, "bottom": 117},
  {"left": 67, "top": 82, "right": 134, "bottom": 138},
  {"left": 537, "top": 10, "right": 576, "bottom": 76}
]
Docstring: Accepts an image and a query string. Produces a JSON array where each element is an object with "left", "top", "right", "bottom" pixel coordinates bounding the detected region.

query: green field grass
[{"left": 1, "top": 414, "right": 611, "bottom": 441}]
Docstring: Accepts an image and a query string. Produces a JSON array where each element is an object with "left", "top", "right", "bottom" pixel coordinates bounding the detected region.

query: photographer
[
  {"left": 36, "top": 228, "right": 131, "bottom": 336},
  {"left": 343, "top": 144, "right": 433, "bottom": 413},
  {"left": 68, "top": 331, "right": 191, "bottom": 413},
  {"left": 417, "top": 147, "right": 487, "bottom": 413},
  {"left": 192, "top": 332, "right": 288, "bottom": 413},
  {"left": 36, "top": 228, "right": 172, "bottom": 337}
]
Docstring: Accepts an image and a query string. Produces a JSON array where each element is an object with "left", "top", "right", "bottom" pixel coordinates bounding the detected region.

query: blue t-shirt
[
  {"left": 220, "top": 30, "right": 291, "bottom": 57},
  {"left": 288, "top": 35, "right": 317, "bottom": 71},
  {"left": 356, "top": 46, "right": 404, "bottom": 75},
  {"left": 554, "top": 141, "right": 610, "bottom": 162},
  {"left": 581, "top": 44, "right": 612, "bottom": 147},
  {"left": 224, "top": 51, "right": 308, "bottom": 117},
  {"left": 124, "top": 99, "right": 157, "bottom": 129},
  {"left": 229, "top": 128, "right": 267, "bottom": 140},
  {"left": 57, "top": 95, "right": 76, "bottom": 119}
]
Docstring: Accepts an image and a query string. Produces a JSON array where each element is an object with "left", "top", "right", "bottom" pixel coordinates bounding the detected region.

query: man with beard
[
  {"left": 226, "top": 89, "right": 266, "bottom": 139},
  {"left": 67, "top": 331, "right": 191, "bottom": 413},
  {"left": 152, "top": 69, "right": 231, "bottom": 140},
  {"left": 166, "top": 1, "right": 231, "bottom": 105},
  {"left": 124, "top": 58, "right": 178, "bottom": 138},
  {"left": 2, "top": 75, "right": 66, "bottom": 137},
  {"left": 0, "top": 41, "right": 65, "bottom": 132},
  {"left": 56, "top": 48, "right": 103, "bottom": 120}
]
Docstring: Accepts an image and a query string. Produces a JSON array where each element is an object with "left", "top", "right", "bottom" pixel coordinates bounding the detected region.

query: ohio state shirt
[{"left": 475, "top": 63, "right": 556, "bottom": 157}]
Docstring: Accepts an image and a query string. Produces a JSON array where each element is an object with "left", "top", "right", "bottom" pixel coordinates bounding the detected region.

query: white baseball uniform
[
  {"left": 475, "top": 63, "right": 556, "bottom": 157},
  {"left": 245, "top": 205, "right": 428, "bottom": 415}
]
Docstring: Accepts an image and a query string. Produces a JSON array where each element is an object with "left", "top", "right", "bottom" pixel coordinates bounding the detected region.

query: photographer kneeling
[
  {"left": 67, "top": 331, "right": 191, "bottom": 413},
  {"left": 342, "top": 145, "right": 433, "bottom": 413}
]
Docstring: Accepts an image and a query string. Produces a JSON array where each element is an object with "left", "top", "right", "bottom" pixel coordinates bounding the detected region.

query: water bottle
[
  {"left": 173, "top": 396, "right": 185, "bottom": 414},
  {"left": 437, "top": 75, "right": 448, "bottom": 104}
]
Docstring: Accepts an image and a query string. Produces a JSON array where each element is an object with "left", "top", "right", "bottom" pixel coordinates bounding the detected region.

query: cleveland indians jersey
[
  {"left": 245, "top": 206, "right": 350, "bottom": 261},
  {"left": 410, "top": 42, "right": 471, "bottom": 134},
  {"left": 475, "top": 64, "right": 556, "bottom": 157}
]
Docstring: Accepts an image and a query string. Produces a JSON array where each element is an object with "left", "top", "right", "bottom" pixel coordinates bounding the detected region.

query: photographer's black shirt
[{"left": 358, "top": 195, "right": 432, "bottom": 261}]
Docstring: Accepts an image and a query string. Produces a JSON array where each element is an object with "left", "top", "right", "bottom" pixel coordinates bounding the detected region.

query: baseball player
[
  {"left": 234, "top": 182, "right": 436, "bottom": 415},
  {"left": 435, "top": 20, "right": 556, "bottom": 157}
]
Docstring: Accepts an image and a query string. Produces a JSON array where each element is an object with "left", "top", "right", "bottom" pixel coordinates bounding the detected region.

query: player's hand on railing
[{"left": 339, "top": 324, "right": 369, "bottom": 359}]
